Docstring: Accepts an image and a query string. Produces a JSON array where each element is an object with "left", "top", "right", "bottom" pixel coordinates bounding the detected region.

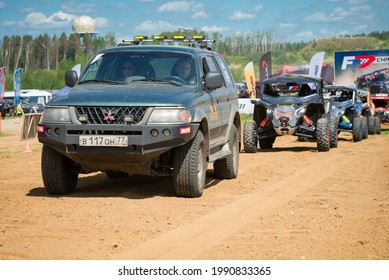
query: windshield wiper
[
  {"left": 78, "top": 79, "right": 127, "bottom": 85},
  {"left": 131, "top": 78, "right": 182, "bottom": 86}
]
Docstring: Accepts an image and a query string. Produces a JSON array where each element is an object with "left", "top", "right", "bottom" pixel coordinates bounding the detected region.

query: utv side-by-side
[
  {"left": 243, "top": 74, "right": 337, "bottom": 152},
  {"left": 325, "top": 85, "right": 381, "bottom": 142}
]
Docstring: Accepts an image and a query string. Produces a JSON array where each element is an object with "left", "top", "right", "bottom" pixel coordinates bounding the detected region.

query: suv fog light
[
  {"left": 54, "top": 128, "right": 61, "bottom": 136},
  {"left": 150, "top": 129, "right": 159, "bottom": 137},
  {"left": 162, "top": 129, "right": 171, "bottom": 137}
]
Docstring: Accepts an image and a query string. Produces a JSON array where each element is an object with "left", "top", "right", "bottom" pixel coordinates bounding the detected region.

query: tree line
[{"left": 0, "top": 30, "right": 387, "bottom": 90}]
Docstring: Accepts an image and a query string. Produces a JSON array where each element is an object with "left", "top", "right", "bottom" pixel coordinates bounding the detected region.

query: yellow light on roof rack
[
  {"left": 134, "top": 35, "right": 147, "bottom": 41},
  {"left": 172, "top": 35, "right": 186, "bottom": 40},
  {"left": 192, "top": 35, "right": 205, "bottom": 40},
  {"left": 153, "top": 35, "right": 166, "bottom": 40}
]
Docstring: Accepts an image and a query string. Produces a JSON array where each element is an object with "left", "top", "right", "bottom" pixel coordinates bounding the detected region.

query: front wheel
[
  {"left": 173, "top": 131, "right": 207, "bottom": 198},
  {"left": 316, "top": 118, "right": 330, "bottom": 152},
  {"left": 214, "top": 125, "right": 239, "bottom": 179},
  {"left": 41, "top": 145, "right": 79, "bottom": 195},
  {"left": 374, "top": 116, "right": 381, "bottom": 135},
  {"left": 329, "top": 117, "right": 339, "bottom": 148}
]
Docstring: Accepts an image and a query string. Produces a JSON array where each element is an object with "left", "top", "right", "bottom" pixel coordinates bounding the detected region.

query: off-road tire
[
  {"left": 316, "top": 117, "right": 330, "bottom": 152},
  {"left": 259, "top": 136, "right": 276, "bottom": 149},
  {"left": 173, "top": 131, "right": 206, "bottom": 198},
  {"left": 329, "top": 117, "right": 339, "bottom": 148},
  {"left": 243, "top": 120, "right": 257, "bottom": 153},
  {"left": 361, "top": 116, "right": 368, "bottom": 139},
  {"left": 214, "top": 125, "right": 239, "bottom": 179},
  {"left": 374, "top": 116, "right": 381, "bottom": 135},
  {"left": 352, "top": 117, "right": 363, "bottom": 142},
  {"left": 41, "top": 145, "right": 78, "bottom": 195},
  {"left": 368, "top": 116, "right": 375, "bottom": 135}
]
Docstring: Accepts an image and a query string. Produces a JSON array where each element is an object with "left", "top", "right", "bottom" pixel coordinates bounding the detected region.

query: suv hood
[{"left": 49, "top": 83, "right": 198, "bottom": 107}]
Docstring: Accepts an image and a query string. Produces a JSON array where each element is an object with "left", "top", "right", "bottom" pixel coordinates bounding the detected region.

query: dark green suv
[{"left": 38, "top": 39, "right": 241, "bottom": 197}]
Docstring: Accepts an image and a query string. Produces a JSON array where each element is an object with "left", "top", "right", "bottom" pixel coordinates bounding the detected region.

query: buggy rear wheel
[{"left": 352, "top": 117, "right": 363, "bottom": 142}]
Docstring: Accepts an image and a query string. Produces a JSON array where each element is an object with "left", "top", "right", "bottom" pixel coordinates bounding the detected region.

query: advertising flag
[
  {"left": 308, "top": 52, "right": 325, "bottom": 78},
  {"left": 0, "top": 67, "right": 5, "bottom": 102},
  {"left": 259, "top": 52, "right": 272, "bottom": 82},
  {"left": 14, "top": 68, "right": 22, "bottom": 105},
  {"left": 244, "top": 61, "right": 256, "bottom": 98}
]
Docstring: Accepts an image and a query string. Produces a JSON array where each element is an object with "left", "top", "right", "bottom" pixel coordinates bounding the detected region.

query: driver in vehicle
[{"left": 120, "top": 59, "right": 135, "bottom": 81}]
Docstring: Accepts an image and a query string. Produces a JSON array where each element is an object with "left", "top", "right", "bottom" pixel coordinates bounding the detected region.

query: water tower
[{"left": 72, "top": 16, "right": 98, "bottom": 39}]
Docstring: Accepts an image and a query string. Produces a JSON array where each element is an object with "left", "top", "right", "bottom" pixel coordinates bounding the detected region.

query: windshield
[
  {"left": 262, "top": 81, "right": 320, "bottom": 98},
  {"left": 79, "top": 51, "right": 197, "bottom": 86}
]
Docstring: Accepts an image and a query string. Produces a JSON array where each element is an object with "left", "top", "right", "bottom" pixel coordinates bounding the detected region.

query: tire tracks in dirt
[{"left": 114, "top": 138, "right": 370, "bottom": 260}]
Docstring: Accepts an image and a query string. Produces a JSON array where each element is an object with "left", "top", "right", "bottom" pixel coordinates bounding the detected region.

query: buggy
[
  {"left": 243, "top": 74, "right": 337, "bottom": 152},
  {"left": 325, "top": 85, "right": 380, "bottom": 142}
]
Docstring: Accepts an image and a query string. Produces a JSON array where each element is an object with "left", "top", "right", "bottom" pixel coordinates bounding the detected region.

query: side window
[
  {"left": 201, "top": 55, "right": 225, "bottom": 87},
  {"left": 214, "top": 54, "right": 234, "bottom": 88}
]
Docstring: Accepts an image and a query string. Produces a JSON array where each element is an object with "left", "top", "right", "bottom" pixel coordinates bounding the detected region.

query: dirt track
[{"left": 0, "top": 118, "right": 388, "bottom": 260}]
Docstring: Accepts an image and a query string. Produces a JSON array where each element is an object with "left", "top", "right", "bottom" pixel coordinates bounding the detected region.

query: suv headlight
[
  {"left": 147, "top": 108, "right": 191, "bottom": 124},
  {"left": 42, "top": 107, "right": 71, "bottom": 122}
]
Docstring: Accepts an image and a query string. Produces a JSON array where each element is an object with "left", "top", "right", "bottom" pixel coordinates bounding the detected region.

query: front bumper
[{"left": 37, "top": 122, "right": 199, "bottom": 173}]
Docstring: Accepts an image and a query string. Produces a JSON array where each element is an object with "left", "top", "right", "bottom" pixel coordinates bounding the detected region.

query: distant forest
[{"left": 1, "top": 30, "right": 388, "bottom": 90}]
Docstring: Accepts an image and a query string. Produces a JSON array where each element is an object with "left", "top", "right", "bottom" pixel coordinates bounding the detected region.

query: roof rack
[{"left": 118, "top": 35, "right": 215, "bottom": 50}]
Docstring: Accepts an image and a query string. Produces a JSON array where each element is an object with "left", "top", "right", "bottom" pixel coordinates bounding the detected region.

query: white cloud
[
  {"left": 94, "top": 17, "right": 109, "bottom": 28},
  {"left": 229, "top": 10, "right": 256, "bottom": 21},
  {"left": 0, "top": 1, "right": 5, "bottom": 9},
  {"left": 157, "top": 1, "right": 203, "bottom": 13},
  {"left": 61, "top": 2, "right": 97, "bottom": 14},
  {"left": 253, "top": 5, "right": 263, "bottom": 13},
  {"left": 191, "top": 11, "right": 206, "bottom": 19},
  {"left": 296, "top": 31, "right": 314, "bottom": 38},
  {"left": 24, "top": 11, "right": 76, "bottom": 28},
  {"left": 135, "top": 20, "right": 176, "bottom": 33},
  {"left": 279, "top": 23, "right": 298, "bottom": 29},
  {"left": 200, "top": 25, "right": 225, "bottom": 33}
]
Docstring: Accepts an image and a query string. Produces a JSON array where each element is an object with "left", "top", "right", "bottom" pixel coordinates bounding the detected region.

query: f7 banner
[{"left": 334, "top": 49, "right": 389, "bottom": 86}]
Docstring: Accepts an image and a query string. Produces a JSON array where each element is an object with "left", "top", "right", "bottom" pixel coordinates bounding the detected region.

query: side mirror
[
  {"left": 205, "top": 72, "right": 223, "bottom": 90},
  {"left": 65, "top": 70, "right": 78, "bottom": 87}
]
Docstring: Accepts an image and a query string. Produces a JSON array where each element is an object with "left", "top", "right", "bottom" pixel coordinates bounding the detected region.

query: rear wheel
[
  {"left": 374, "top": 116, "right": 381, "bottom": 135},
  {"left": 214, "top": 125, "right": 239, "bottom": 179},
  {"left": 173, "top": 131, "right": 207, "bottom": 198},
  {"left": 361, "top": 116, "right": 368, "bottom": 139},
  {"left": 352, "top": 117, "right": 363, "bottom": 142},
  {"left": 259, "top": 136, "right": 275, "bottom": 149},
  {"left": 368, "top": 116, "right": 375, "bottom": 135},
  {"left": 41, "top": 145, "right": 78, "bottom": 195},
  {"left": 316, "top": 118, "right": 330, "bottom": 152},
  {"left": 243, "top": 121, "right": 257, "bottom": 153}
]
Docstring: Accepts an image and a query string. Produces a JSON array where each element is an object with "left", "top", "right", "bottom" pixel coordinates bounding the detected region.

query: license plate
[{"left": 79, "top": 135, "right": 128, "bottom": 147}]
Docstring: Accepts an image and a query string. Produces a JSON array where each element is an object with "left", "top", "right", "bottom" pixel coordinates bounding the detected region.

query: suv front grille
[{"left": 75, "top": 106, "right": 148, "bottom": 125}]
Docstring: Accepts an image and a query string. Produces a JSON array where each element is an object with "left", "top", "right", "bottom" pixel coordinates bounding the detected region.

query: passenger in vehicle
[
  {"left": 171, "top": 58, "right": 194, "bottom": 83},
  {"left": 299, "top": 84, "right": 311, "bottom": 97}
]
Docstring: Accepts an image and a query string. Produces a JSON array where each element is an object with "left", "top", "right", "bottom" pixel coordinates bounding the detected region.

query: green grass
[{"left": 240, "top": 114, "right": 253, "bottom": 124}]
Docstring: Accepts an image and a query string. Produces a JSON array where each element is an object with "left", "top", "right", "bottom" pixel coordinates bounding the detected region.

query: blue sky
[{"left": 0, "top": 0, "right": 388, "bottom": 43}]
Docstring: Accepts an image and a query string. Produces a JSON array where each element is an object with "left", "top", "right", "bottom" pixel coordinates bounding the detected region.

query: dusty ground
[{"left": 0, "top": 118, "right": 388, "bottom": 260}]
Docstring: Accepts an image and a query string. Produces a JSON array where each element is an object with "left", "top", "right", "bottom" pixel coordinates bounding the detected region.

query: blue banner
[
  {"left": 334, "top": 49, "right": 389, "bottom": 86},
  {"left": 13, "top": 68, "right": 22, "bottom": 105}
]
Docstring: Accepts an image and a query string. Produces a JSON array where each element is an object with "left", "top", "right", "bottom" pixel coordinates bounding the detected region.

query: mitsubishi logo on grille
[{"left": 103, "top": 111, "right": 115, "bottom": 121}]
